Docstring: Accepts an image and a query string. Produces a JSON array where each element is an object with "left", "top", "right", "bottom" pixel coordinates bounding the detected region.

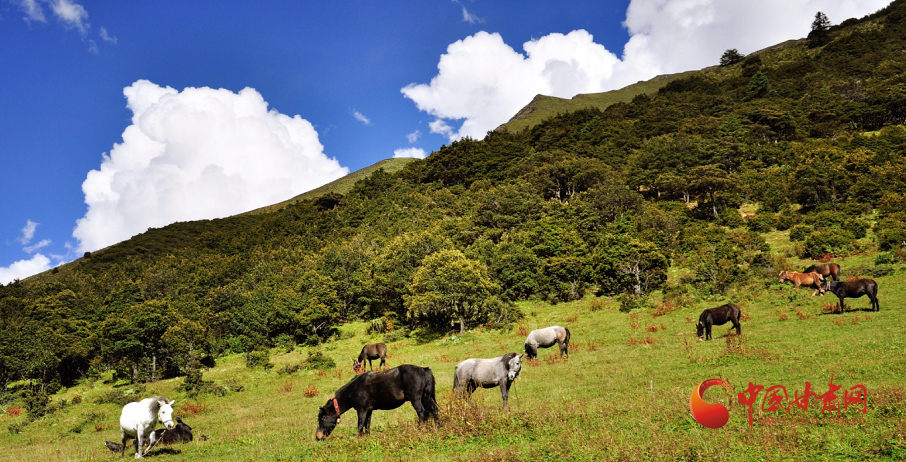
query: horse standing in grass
[
  {"left": 453, "top": 353, "right": 523, "bottom": 407},
  {"left": 779, "top": 270, "right": 825, "bottom": 296},
  {"left": 803, "top": 262, "right": 841, "bottom": 281},
  {"left": 353, "top": 343, "right": 388, "bottom": 372},
  {"left": 524, "top": 326, "right": 570, "bottom": 359},
  {"left": 697, "top": 304, "right": 742, "bottom": 341},
  {"left": 822, "top": 279, "right": 879, "bottom": 313},
  {"left": 315, "top": 364, "right": 438, "bottom": 440},
  {"left": 118, "top": 396, "right": 176, "bottom": 458}
]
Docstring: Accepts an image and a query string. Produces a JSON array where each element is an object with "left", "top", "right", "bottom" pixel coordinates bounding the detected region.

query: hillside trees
[{"left": 404, "top": 249, "right": 499, "bottom": 333}]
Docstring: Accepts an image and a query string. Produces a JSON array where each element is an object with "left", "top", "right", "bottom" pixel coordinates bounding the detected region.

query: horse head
[
  {"left": 352, "top": 358, "right": 362, "bottom": 372},
  {"left": 778, "top": 271, "right": 789, "bottom": 282},
  {"left": 505, "top": 353, "right": 523, "bottom": 381},
  {"left": 315, "top": 398, "right": 341, "bottom": 441},
  {"left": 157, "top": 399, "right": 176, "bottom": 430}
]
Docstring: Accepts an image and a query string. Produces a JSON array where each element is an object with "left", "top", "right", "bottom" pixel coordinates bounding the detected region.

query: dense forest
[{"left": 3, "top": 1, "right": 906, "bottom": 415}]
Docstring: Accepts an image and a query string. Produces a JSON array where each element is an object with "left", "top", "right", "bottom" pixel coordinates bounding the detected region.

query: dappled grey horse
[
  {"left": 453, "top": 353, "right": 523, "bottom": 407},
  {"left": 524, "top": 325, "right": 570, "bottom": 359}
]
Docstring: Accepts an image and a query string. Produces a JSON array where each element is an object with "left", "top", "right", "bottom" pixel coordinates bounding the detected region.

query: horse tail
[
  {"left": 452, "top": 366, "right": 460, "bottom": 391},
  {"left": 563, "top": 327, "right": 571, "bottom": 345}
]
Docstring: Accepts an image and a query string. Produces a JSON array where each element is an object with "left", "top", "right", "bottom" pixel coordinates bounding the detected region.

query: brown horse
[
  {"left": 779, "top": 271, "right": 825, "bottom": 296},
  {"left": 802, "top": 263, "right": 840, "bottom": 281},
  {"left": 353, "top": 343, "right": 388, "bottom": 372}
]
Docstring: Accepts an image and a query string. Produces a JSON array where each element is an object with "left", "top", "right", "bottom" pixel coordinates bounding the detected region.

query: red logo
[{"left": 690, "top": 378, "right": 733, "bottom": 429}]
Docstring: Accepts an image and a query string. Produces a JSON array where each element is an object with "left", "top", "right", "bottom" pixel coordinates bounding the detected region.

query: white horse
[
  {"left": 119, "top": 396, "right": 176, "bottom": 459},
  {"left": 453, "top": 353, "right": 523, "bottom": 406},
  {"left": 524, "top": 325, "right": 571, "bottom": 359}
]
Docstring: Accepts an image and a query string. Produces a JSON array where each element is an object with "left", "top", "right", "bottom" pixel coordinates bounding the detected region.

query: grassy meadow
[{"left": 2, "top": 245, "right": 906, "bottom": 461}]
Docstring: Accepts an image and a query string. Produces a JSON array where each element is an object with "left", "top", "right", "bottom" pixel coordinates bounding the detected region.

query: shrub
[
  {"left": 875, "top": 252, "right": 901, "bottom": 265},
  {"left": 23, "top": 389, "right": 49, "bottom": 421},
  {"left": 245, "top": 350, "right": 272, "bottom": 370},
  {"left": 789, "top": 224, "right": 812, "bottom": 242},
  {"left": 802, "top": 230, "right": 856, "bottom": 258},
  {"left": 875, "top": 217, "right": 906, "bottom": 251},
  {"left": 745, "top": 213, "right": 776, "bottom": 233},
  {"left": 303, "top": 350, "right": 336, "bottom": 371}
]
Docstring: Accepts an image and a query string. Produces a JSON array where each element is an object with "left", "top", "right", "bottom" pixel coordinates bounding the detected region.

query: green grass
[
  {"left": 241, "top": 157, "right": 417, "bottom": 216},
  {"left": 496, "top": 71, "right": 699, "bottom": 134},
  {"left": 2, "top": 250, "right": 905, "bottom": 461}
]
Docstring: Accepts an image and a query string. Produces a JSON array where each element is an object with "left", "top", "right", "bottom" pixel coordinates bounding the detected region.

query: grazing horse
[
  {"left": 697, "top": 304, "right": 742, "bottom": 341},
  {"left": 524, "top": 326, "right": 570, "bottom": 359},
  {"left": 119, "top": 396, "right": 176, "bottom": 458},
  {"left": 779, "top": 270, "right": 825, "bottom": 296},
  {"left": 315, "top": 364, "right": 438, "bottom": 440},
  {"left": 453, "top": 353, "right": 523, "bottom": 407},
  {"left": 353, "top": 343, "right": 388, "bottom": 372},
  {"left": 803, "top": 262, "right": 841, "bottom": 282},
  {"left": 822, "top": 279, "right": 879, "bottom": 313},
  {"left": 105, "top": 417, "right": 192, "bottom": 453}
]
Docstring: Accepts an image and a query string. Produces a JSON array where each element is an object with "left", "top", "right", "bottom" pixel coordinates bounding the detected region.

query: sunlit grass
[{"left": 2, "top": 254, "right": 905, "bottom": 461}]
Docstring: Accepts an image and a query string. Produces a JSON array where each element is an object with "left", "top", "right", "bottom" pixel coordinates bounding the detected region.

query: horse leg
[
  {"left": 411, "top": 398, "right": 428, "bottom": 424},
  {"left": 706, "top": 324, "right": 712, "bottom": 341},
  {"left": 143, "top": 431, "right": 158, "bottom": 456},
  {"left": 500, "top": 380, "right": 511, "bottom": 407},
  {"left": 379, "top": 356, "right": 386, "bottom": 370},
  {"left": 121, "top": 430, "right": 127, "bottom": 458},
  {"left": 733, "top": 319, "right": 741, "bottom": 335},
  {"left": 135, "top": 429, "right": 144, "bottom": 459},
  {"left": 356, "top": 409, "right": 370, "bottom": 436}
]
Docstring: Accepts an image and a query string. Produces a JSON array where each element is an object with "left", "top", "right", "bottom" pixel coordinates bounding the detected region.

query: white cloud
[
  {"left": 406, "top": 130, "right": 422, "bottom": 143},
  {"left": 403, "top": 0, "right": 891, "bottom": 141},
  {"left": 18, "top": 0, "right": 46, "bottom": 23},
  {"left": 51, "top": 0, "right": 89, "bottom": 35},
  {"left": 0, "top": 254, "right": 51, "bottom": 285},
  {"left": 73, "top": 80, "right": 349, "bottom": 253},
  {"left": 352, "top": 109, "right": 372, "bottom": 125},
  {"left": 454, "top": 0, "right": 484, "bottom": 24},
  {"left": 393, "top": 147, "right": 427, "bottom": 159},
  {"left": 24, "top": 239, "right": 51, "bottom": 254},
  {"left": 18, "top": 220, "right": 39, "bottom": 245},
  {"left": 100, "top": 27, "right": 117, "bottom": 44}
]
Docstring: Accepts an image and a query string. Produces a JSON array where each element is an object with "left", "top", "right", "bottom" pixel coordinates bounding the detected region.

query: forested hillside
[{"left": 3, "top": 0, "right": 906, "bottom": 413}]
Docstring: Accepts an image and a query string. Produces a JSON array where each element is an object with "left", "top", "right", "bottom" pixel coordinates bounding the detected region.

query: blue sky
[{"left": 0, "top": 0, "right": 892, "bottom": 283}]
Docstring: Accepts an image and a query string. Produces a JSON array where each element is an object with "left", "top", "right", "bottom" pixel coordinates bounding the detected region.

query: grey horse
[
  {"left": 524, "top": 325, "right": 570, "bottom": 359},
  {"left": 453, "top": 352, "right": 523, "bottom": 407}
]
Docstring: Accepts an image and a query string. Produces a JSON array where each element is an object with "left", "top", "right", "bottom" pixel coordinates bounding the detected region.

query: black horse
[
  {"left": 353, "top": 343, "right": 388, "bottom": 372},
  {"left": 315, "top": 364, "right": 439, "bottom": 440},
  {"left": 822, "top": 279, "right": 879, "bottom": 313},
  {"left": 803, "top": 263, "right": 841, "bottom": 281},
  {"left": 696, "top": 303, "right": 742, "bottom": 341}
]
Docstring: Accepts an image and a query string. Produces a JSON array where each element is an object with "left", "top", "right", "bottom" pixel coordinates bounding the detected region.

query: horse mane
[
  {"left": 500, "top": 352, "right": 518, "bottom": 369},
  {"left": 334, "top": 373, "right": 369, "bottom": 400},
  {"left": 147, "top": 396, "right": 169, "bottom": 414}
]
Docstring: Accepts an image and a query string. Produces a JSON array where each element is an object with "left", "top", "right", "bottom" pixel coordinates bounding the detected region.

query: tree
[
  {"left": 405, "top": 249, "right": 498, "bottom": 334},
  {"left": 687, "top": 165, "right": 737, "bottom": 219},
  {"left": 808, "top": 12, "right": 832, "bottom": 48},
  {"left": 720, "top": 49, "right": 745, "bottom": 67}
]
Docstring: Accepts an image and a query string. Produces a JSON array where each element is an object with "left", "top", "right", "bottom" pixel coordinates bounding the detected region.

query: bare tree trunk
[{"left": 459, "top": 316, "right": 465, "bottom": 334}]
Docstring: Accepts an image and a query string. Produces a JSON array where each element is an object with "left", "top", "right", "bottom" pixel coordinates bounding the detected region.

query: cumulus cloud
[
  {"left": 403, "top": 0, "right": 891, "bottom": 141},
  {"left": 352, "top": 109, "right": 372, "bottom": 125},
  {"left": 0, "top": 254, "right": 51, "bottom": 285},
  {"left": 73, "top": 80, "right": 349, "bottom": 253},
  {"left": 393, "top": 147, "right": 427, "bottom": 159}
]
